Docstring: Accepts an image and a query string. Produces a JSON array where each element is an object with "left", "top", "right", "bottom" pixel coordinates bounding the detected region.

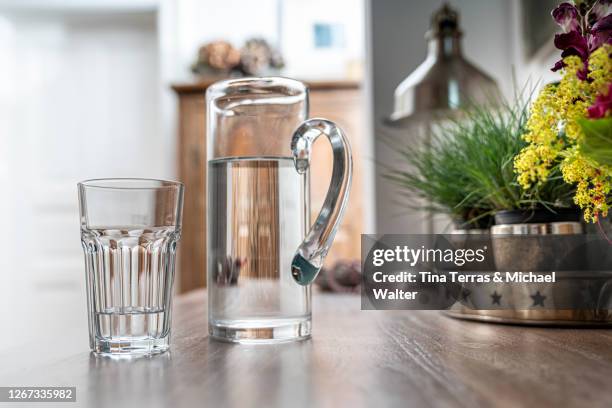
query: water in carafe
[{"left": 207, "top": 157, "right": 312, "bottom": 338}]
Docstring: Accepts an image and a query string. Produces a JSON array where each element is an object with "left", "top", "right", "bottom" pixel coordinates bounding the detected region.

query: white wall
[
  {"left": 280, "top": 0, "right": 364, "bottom": 79},
  {"left": 368, "top": 0, "right": 556, "bottom": 234}
]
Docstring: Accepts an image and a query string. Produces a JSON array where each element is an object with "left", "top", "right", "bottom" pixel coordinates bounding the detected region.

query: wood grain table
[{"left": 2, "top": 289, "right": 612, "bottom": 408}]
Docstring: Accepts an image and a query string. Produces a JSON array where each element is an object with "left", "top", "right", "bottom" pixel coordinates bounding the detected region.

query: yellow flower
[
  {"left": 514, "top": 46, "right": 612, "bottom": 222},
  {"left": 589, "top": 45, "right": 612, "bottom": 93}
]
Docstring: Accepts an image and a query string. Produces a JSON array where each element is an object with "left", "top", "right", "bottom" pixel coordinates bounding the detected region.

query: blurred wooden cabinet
[{"left": 172, "top": 80, "right": 365, "bottom": 293}]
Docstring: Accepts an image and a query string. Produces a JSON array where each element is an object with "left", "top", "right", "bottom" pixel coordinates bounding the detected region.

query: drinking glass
[
  {"left": 207, "top": 77, "right": 352, "bottom": 343},
  {"left": 78, "top": 178, "right": 184, "bottom": 356}
]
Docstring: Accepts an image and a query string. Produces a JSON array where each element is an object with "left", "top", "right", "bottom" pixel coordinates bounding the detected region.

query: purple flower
[
  {"left": 553, "top": 2, "right": 581, "bottom": 32},
  {"left": 551, "top": 1, "right": 611, "bottom": 78},
  {"left": 590, "top": 13, "right": 612, "bottom": 50},
  {"left": 587, "top": 83, "right": 612, "bottom": 118},
  {"left": 555, "top": 30, "right": 590, "bottom": 58},
  {"left": 551, "top": 30, "right": 590, "bottom": 77}
]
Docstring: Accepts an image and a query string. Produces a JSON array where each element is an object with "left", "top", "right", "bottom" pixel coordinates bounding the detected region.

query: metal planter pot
[{"left": 446, "top": 210, "right": 612, "bottom": 326}]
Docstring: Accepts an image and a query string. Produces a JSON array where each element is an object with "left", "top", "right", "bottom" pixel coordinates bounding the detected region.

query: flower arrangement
[{"left": 514, "top": 0, "right": 612, "bottom": 223}]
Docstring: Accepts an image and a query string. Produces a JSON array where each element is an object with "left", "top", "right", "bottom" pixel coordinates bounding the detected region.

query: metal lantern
[{"left": 388, "top": 3, "right": 501, "bottom": 126}]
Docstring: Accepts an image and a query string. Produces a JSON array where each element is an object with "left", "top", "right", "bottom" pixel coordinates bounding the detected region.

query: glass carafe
[{"left": 206, "top": 77, "right": 352, "bottom": 343}]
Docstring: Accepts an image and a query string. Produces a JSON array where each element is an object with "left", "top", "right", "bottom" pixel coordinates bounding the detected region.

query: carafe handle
[{"left": 290, "top": 118, "right": 353, "bottom": 285}]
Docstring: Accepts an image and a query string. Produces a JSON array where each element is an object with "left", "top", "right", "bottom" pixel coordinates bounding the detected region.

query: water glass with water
[{"left": 78, "top": 178, "right": 183, "bottom": 356}]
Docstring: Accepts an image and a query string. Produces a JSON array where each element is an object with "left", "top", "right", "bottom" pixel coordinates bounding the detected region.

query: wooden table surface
[{"left": 2, "top": 289, "right": 612, "bottom": 408}]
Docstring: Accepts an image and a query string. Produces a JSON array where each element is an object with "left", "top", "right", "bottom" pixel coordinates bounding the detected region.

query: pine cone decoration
[
  {"left": 315, "top": 260, "right": 361, "bottom": 293},
  {"left": 239, "top": 38, "right": 284, "bottom": 75},
  {"left": 269, "top": 49, "right": 285, "bottom": 70},
  {"left": 192, "top": 41, "right": 241, "bottom": 74}
]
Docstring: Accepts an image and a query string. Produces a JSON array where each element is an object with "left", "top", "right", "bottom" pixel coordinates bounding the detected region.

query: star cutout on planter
[
  {"left": 490, "top": 291, "right": 502, "bottom": 305},
  {"left": 530, "top": 290, "right": 546, "bottom": 307}
]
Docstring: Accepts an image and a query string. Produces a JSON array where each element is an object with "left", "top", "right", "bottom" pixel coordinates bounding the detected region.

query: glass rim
[
  {"left": 207, "top": 76, "right": 307, "bottom": 99},
  {"left": 78, "top": 178, "right": 184, "bottom": 191}
]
